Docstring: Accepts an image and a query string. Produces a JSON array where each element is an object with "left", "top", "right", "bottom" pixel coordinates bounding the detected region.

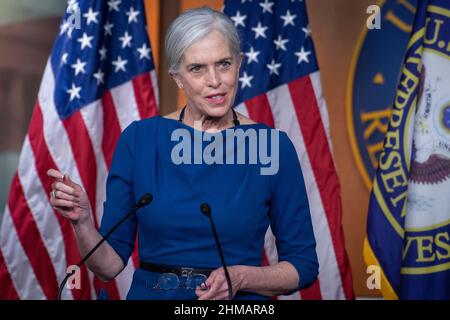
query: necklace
[{"left": 178, "top": 106, "right": 240, "bottom": 127}]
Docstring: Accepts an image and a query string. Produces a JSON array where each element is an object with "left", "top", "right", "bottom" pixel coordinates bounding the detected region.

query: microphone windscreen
[
  {"left": 200, "top": 203, "right": 211, "bottom": 216},
  {"left": 139, "top": 193, "right": 153, "bottom": 206}
]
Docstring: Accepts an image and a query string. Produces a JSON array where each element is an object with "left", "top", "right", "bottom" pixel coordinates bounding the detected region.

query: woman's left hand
[{"left": 195, "top": 266, "right": 245, "bottom": 300}]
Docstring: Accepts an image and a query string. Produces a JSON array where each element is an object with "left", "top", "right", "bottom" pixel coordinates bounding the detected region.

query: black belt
[{"left": 139, "top": 261, "right": 214, "bottom": 277}]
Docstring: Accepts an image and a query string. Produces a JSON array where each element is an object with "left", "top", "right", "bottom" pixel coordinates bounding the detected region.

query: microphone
[
  {"left": 200, "top": 203, "right": 233, "bottom": 300},
  {"left": 57, "top": 193, "right": 153, "bottom": 300}
]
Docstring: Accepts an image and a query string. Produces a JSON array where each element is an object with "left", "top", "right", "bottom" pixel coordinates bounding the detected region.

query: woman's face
[{"left": 172, "top": 30, "right": 241, "bottom": 119}]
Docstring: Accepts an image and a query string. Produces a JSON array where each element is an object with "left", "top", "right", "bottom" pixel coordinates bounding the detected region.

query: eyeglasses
[{"left": 152, "top": 269, "right": 208, "bottom": 290}]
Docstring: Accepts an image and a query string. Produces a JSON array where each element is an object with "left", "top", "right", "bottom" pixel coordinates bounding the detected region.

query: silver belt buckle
[{"left": 181, "top": 267, "right": 194, "bottom": 278}]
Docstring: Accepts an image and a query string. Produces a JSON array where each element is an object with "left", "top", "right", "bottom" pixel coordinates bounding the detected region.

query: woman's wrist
[
  {"left": 231, "top": 265, "right": 251, "bottom": 292},
  {"left": 71, "top": 211, "right": 93, "bottom": 231}
]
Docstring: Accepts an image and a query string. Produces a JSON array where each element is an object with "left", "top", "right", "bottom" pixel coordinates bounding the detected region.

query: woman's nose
[{"left": 205, "top": 68, "right": 221, "bottom": 87}]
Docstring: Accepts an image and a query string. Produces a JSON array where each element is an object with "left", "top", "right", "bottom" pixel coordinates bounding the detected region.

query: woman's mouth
[{"left": 205, "top": 93, "right": 227, "bottom": 105}]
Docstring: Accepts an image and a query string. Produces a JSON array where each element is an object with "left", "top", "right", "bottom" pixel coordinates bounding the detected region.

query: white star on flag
[
  {"left": 107, "top": 0, "right": 121, "bottom": 12},
  {"left": 239, "top": 71, "right": 254, "bottom": 89},
  {"left": 302, "top": 25, "right": 312, "bottom": 38},
  {"left": 77, "top": 32, "right": 94, "bottom": 50},
  {"left": 112, "top": 56, "right": 128, "bottom": 72},
  {"left": 67, "top": 0, "right": 78, "bottom": 13},
  {"left": 99, "top": 46, "right": 107, "bottom": 61},
  {"left": 67, "top": 26, "right": 75, "bottom": 38},
  {"left": 66, "top": 83, "right": 81, "bottom": 101},
  {"left": 59, "top": 20, "right": 70, "bottom": 35},
  {"left": 137, "top": 43, "right": 151, "bottom": 60},
  {"left": 280, "top": 10, "right": 297, "bottom": 27},
  {"left": 71, "top": 58, "right": 87, "bottom": 76},
  {"left": 245, "top": 47, "right": 260, "bottom": 64},
  {"left": 119, "top": 31, "right": 132, "bottom": 48},
  {"left": 252, "top": 22, "right": 268, "bottom": 39},
  {"left": 274, "top": 35, "right": 289, "bottom": 51},
  {"left": 93, "top": 69, "right": 105, "bottom": 84},
  {"left": 83, "top": 8, "right": 99, "bottom": 25},
  {"left": 266, "top": 59, "right": 281, "bottom": 75},
  {"left": 61, "top": 52, "right": 69, "bottom": 65},
  {"left": 230, "top": 11, "right": 247, "bottom": 28},
  {"left": 104, "top": 22, "right": 114, "bottom": 36},
  {"left": 295, "top": 47, "right": 311, "bottom": 63},
  {"left": 126, "top": 7, "right": 140, "bottom": 23},
  {"left": 259, "top": 0, "right": 274, "bottom": 14}
]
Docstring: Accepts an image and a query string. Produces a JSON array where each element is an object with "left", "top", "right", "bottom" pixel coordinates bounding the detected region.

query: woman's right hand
[{"left": 47, "top": 169, "right": 91, "bottom": 225}]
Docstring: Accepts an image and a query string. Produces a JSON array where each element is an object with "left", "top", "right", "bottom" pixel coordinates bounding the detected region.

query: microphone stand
[
  {"left": 200, "top": 203, "right": 233, "bottom": 300},
  {"left": 57, "top": 193, "right": 153, "bottom": 300}
]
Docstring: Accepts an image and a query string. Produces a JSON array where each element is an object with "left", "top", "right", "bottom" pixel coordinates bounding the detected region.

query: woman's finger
[
  {"left": 47, "top": 170, "right": 83, "bottom": 196},
  {"left": 195, "top": 284, "right": 210, "bottom": 298},
  {"left": 53, "top": 182, "right": 76, "bottom": 196},
  {"left": 204, "top": 271, "right": 217, "bottom": 288},
  {"left": 196, "top": 275, "right": 215, "bottom": 299},
  {"left": 198, "top": 276, "right": 222, "bottom": 300},
  {"left": 63, "top": 174, "right": 81, "bottom": 191},
  {"left": 47, "top": 169, "right": 64, "bottom": 181},
  {"left": 53, "top": 190, "right": 76, "bottom": 202},
  {"left": 50, "top": 197, "right": 75, "bottom": 208}
]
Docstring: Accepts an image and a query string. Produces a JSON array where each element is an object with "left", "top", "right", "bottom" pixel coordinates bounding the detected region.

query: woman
[{"left": 47, "top": 7, "right": 318, "bottom": 300}]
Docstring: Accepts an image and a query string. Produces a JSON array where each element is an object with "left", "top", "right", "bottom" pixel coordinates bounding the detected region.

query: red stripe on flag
[
  {"left": 0, "top": 249, "right": 20, "bottom": 299},
  {"left": 93, "top": 277, "right": 121, "bottom": 300},
  {"left": 261, "top": 249, "right": 270, "bottom": 267},
  {"left": 28, "top": 104, "right": 91, "bottom": 299},
  {"left": 132, "top": 72, "right": 158, "bottom": 119},
  {"left": 244, "top": 93, "right": 275, "bottom": 128},
  {"left": 300, "top": 279, "right": 323, "bottom": 300},
  {"left": 132, "top": 235, "right": 139, "bottom": 268},
  {"left": 8, "top": 174, "right": 58, "bottom": 299},
  {"left": 62, "top": 111, "right": 121, "bottom": 300},
  {"left": 288, "top": 76, "right": 354, "bottom": 299},
  {"left": 62, "top": 112, "right": 98, "bottom": 226},
  {"left": 101, "top": 92, "right": 122, "bottom": 169}
]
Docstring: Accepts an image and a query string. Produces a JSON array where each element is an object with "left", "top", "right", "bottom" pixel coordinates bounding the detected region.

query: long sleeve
[
  {"left": 99, "top": 121, "right": 138, "bottom": 267},
  {"left": 269, "top": 131, "right": 319, "bottom": 290}
]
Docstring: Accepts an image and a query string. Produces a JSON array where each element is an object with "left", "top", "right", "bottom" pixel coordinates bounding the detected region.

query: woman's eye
[
  {"left": 220, "top": 61, "right": 231, "bottom": 69},
  {"left": 190, "top": 66, "right": 201, "bottom": 73}
]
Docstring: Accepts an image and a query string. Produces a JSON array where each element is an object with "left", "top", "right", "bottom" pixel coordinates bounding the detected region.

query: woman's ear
[{"left": 170, "top": 72, "right": 184, "bottom": 89}]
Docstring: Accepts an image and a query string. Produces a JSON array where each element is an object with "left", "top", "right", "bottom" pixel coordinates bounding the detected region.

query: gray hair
[{"left": 165, "top": 7, "right": 241, "bottom": 73}]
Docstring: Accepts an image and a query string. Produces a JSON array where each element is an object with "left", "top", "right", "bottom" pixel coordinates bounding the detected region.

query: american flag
[
  {"left": 0, "top": 0, "right": 158, "bottom": 299},
  {"left": 223, "top": 0, "right": 354, "bottom": 299}
]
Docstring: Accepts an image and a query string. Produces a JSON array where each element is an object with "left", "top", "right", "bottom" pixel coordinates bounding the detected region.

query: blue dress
[{"left": 99, "top": 116, "right": 318, "bottom": 300}]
